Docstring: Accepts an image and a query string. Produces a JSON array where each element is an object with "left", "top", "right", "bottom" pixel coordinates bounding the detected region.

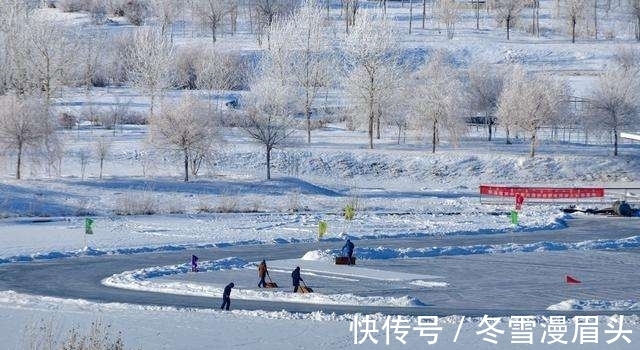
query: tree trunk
[
  {"left": 368, "top": 75, "right": 375, "bottom": 149},
  {"left": 572, "top": 18, "right": 576, "bottom": 43},
  {"left": 184, "top": 149, "right": 189, "bottom": 182},
  {"left": 409, "top": 0, "right": 413, "bottom": 34},
  {"left": 507, "top": 17, "right": 511, "bottom": 40},
  {"left": 594, "top": 0, "right": 598, "bottom": 40},
  {"left": 306, "top": 89, "right": 311, "bottom": 143},
  {"left": 266, "top": 145, "right": 272, "bottom": 179},
  {"left": 422, "top": 0, "right": 426, "bottom": 29},
  {"left": 376, "top": 107, "right": 381, "bottom": 140},
  {"left": 614, "top": 130, "right": 619, "bottom": 156},
  {"left": 529, "top": 132, "right": 536, "bottom": 157},
  {"left": 486, "top": 112, "right": 493, "bottom": 141},
  {"left": 431, "top": 119, "right": 437, "bottom": 153},
  {"left": 476, "top": 0, "right": 480, "bottom": 30},
  {"left": 150, "top": 94, "right": 156, "bottom": 119},
  {"left": 16, "top": 141, "right": 23, "bottom": 180},
  {"left": 100, "top": 158, "right": 104, "bottom": 180}
]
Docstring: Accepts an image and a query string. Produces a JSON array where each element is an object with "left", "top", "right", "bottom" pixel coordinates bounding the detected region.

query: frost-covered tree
[
  {"left": 565, "top": 0, "right": 587, "bottom": 43},
  {"left": 498, "top": 66, "right": 571, "bottom": 157},
  {"left": 630, "top": 0, "right": 640, "bottom": 41},
  {"left": 0, "top": 93, "right": 54, "bottom": 179},
  {"left": 466, "top": 62, "right": 506, "bottom": 141},
  {"left": 495, "top": 0, "right": 524, "bottom": 40},
  {"left": 254, "top": 0, "right": 297, "bottom": 46},
  {"left": 192, "top": 0, "right": 229, "bottom": 44},
  {"left": 240, "top": 71, "right": 299, "bottom": 180},
  {"left": 150, "top": 93, "right": 216, "bottom": 182},
  {"left": 267, "top": 1, "right": 334, "bottom": 143},
  {"left": 0, "top": 0, "right": 28, "bottom": 95},
  {"left": 412, "top": 51, "right": 466, "bottom": 153},
  {"left": 95, "top": 136, "right": 111, "bottom": 180},
  {"left": 342, "top": 11, "right": 402, "bottom": 149},
  {"left": 587, "top": 66, "right": 640, "bottom": 156},
  {"left": 151, "top": 0, "right": 180, "bottom": 40},
  {"left": 342, "top": 0, "right": 359, "bottom": 33},
  {"left": 25, "top": 17, "right": 77, "bottom": 107},
  {"left": 437, "top": 0, "right": 461, "bottom": 39},
  {"left": 125, "top": 28, "right": 174, "bottom": 119}
]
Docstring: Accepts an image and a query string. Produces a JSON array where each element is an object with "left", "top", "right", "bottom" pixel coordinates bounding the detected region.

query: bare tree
[
  {"left": 498, "top": 66, "right": 571, "bottom": 157},
  {"left": 267, "top": 1, "right": 334, "bottom": 144},
  {"left": 151, "top": 0, "right": 180, "bottom": 40},
  {"left": 125, "top": 28, "right": 174, "bottom": 119},
  {"left": 0, "top": 93, "right": 54, "bottom": 179},
  {"left": 254, "top": 0, "right": 296, "bottom": 46},
  {"left": 26, "top": 17, "right": 78, "bottom": 108},
  {"left": 196, "top": 48, "right": 250, "bottom": 111},
  {"left": 240, "top": 71, "right": 299, "bottom": 180},
  {"left": 466, "top": 62, "right": 506, "bottom": 141},
  {"left": 437, "top": 0, "right": 461, "bottom": 39},
  {"left": 95, "top": 136, "right": 111, "bottom": 180},
  {"left": 495, "top": 0, "right": 524, "bottom": 40},
  {"left": 192, "top": 0, "right": 229, "bottom": 44},
  {"left": 342, "top": 0, "right": 359, "bottom": 33},
  {"left": 342, "top": 11, "right": 401, "bottom": 149},
  {"left": 565, "top": 0, "right": 587, "bottom": 43},
  {"left": 587, "top": 66, "right": 640, "bottom": 156},
  {"left": 150, "top": 93, "right": 217, "bottom": 182},
  {"left": 531, "top": 0, "right": 540, "bottom": 37},
  {"left": 78, "top": 147, "right": 90, "bottom": 181},
  {"left": 629, "top": 0, "right": 640, "bottom": 40},
  {"left": 412, "top": 51, "right": 466, "bottom": 153}
]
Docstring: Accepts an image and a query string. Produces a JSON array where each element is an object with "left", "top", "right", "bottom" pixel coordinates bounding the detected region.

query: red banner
[{"left": 480, "top": 185, "right": 604, "bottom": 199}]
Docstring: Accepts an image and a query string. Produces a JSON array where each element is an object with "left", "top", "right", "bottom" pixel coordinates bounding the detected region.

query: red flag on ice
[{"left": 565, "top": 275, "right": 582, "bottom": 284}]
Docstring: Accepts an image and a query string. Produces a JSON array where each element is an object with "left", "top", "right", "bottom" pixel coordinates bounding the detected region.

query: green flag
[
  {"left": 318, "top": 220, "right": 327, "bottom": 239},
  {"left": 85, "top": 218, "right": 94, "bottom": 235},
  {"left": 510, "top": 210, "right": 518, "bottom": 225}
]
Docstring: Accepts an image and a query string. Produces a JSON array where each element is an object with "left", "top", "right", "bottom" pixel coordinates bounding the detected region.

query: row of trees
[
  {"left": 1, "top": 1, "right": 639, "bottom": 181},
  {"left": 205, "top": 5, "right": 640, "bottom": 179},
  {"left": 36, "top": 0, "right": 640, "bottom": 42}
]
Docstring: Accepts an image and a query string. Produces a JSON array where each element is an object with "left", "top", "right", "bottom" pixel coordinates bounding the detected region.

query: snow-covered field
[{"left": 2, "top": 1, "right": 640, "bottom": 349}]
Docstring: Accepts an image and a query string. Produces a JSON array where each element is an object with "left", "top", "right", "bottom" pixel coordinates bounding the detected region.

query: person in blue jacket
[
  {"left": 342, "top": 239, "right": 355, "bottom": 264},
  {"left": 291, "top": 266, "right": 303, "bottom": 292},
  {"left": 220, "top": 282, "right": 234, "bottom": 310}
]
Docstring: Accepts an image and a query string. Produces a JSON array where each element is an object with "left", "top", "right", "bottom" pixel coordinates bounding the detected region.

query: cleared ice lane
[{"left": 0, "top": 216, "right": 638, "bottom": 317}]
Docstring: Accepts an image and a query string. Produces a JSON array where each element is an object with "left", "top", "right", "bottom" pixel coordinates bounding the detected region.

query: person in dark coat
[
  {"left": 342, "top": 239, "right": 355, "bottom": 264},
  {"left": 191, "top": 255, "right": 199, "bottom": 272},
  {"left": 258, "top": 259, "right": 268, "bottom": 288},
  {"left": 220, "top": 282, "right": 234, "bottom": 310},
  {"left": 291, "top": 266, "right": 303, "bottom": 293}
]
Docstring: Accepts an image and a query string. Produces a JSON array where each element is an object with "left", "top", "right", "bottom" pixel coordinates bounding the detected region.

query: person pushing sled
[
  {"left": 335, "top": 239, "right": 356, "bottom": 265},
  {"left": 292, "top": 266, "right": 313, "bottom": 293},
  {"left": 258, "top": 259, "right": 278, "bottom": 288}
]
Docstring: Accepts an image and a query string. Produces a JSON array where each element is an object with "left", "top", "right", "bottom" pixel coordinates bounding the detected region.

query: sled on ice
[{"left": 335, "top": 256, "right": 356, "bottom": 265}]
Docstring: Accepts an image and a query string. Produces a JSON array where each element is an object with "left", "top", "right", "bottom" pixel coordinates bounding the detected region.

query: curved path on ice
[{"left": 1, "top": 216, "right": 639, "bottom": 317}]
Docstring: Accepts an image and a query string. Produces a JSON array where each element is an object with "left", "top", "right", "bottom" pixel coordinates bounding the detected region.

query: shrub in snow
[
  {"left": 57, "top": 0, "right": 84, "bottom": 12},
  {"left": 58, "top": 113, "right": 78, "bottom": 130},
  {"left": 216, "top": 193, "right": 239, "bottom": 213},
  {"left": 113, "top": 190, "right": 158, "bottom": 215},
  {"left": 89, "top": 0, "right": 109, "bottom": 25},
  {"left": 23, "top": 318, "right": 124, "bottom": 350},
  {"left": 124, "top": 0, "right": 150, "bottom": 26}
]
